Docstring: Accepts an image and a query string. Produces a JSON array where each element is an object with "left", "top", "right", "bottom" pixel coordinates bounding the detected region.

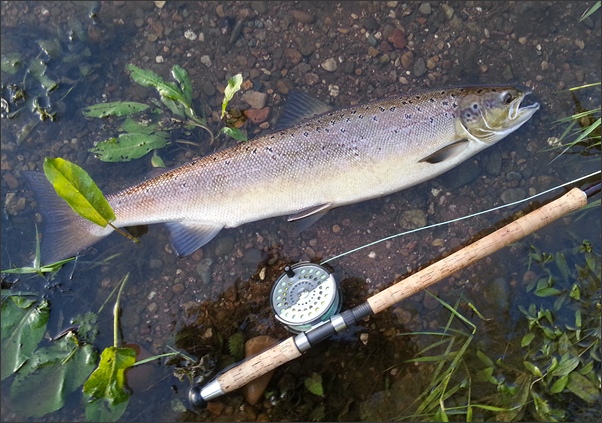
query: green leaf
[
  {"left": 119, "top": 117, "right": 158, "bottom": 134},
  {"left": 82, "top": 102, "right": 150, "bottom": 118},
  {"left": 566, "top": 371, "right": 600, "bottom": 404},
  {"left": 521, "top": 332, "right": 536, "bottom": 347},
  {"left": 1, "top": 52, "right": 23, "bottom": 75},
  {"left": 304, "top": 372, "right": 324, "bottom": 397},
  {"left": 1, "top": 297, "right": 49, "bottom": 380},
  {"left": 549, "top": 356, "right": 579, "bottom": 377},
  {"left": 171, "top": 65, "right": 193, "bottom": 106},
  {"left": 554, "top": 253, "right": 569, "bottom": 281},
  {"left": 43, "top": 157, "right": 115, "bottom": 227},
  {"left": 9, "top": 333, "right": 97, "bottom": 418},
  {"left": 476, "top": 350, "right": 494, "bottom": 367},
  {"left": 219, "top": 126, "right": 248, "bottom": 141},
  {"left": 228, "top": 332, "right": 245, "bottom": 361},
  {"left": 523, "top": 361, "right": 542, "bottom": 377},
  {"left": 221, "top": 73, "right": 243, "bottom": 118},
  {"left": 549, "top": 374, "right": 569, "bottom": 394},
  {"left": 151, "top": 151, "right": 166, "bottom": 168},
  {"left": 127, "top": 64, "right": 188, "bottom": 105},
  {"left": 83, "top": 346, "right": 136, "bottom": 422},
  {"left": 89, "top": 133, "right": 168, "bottom": 162}
]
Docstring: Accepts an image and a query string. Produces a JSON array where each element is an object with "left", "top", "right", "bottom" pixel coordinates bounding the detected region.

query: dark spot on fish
[
  {"left": 393, "top": 129, "right": 399, "bottom": 134},
  {"left": 181, "top": 183, "right": 187, "bottom": 188},
  {"left": 429, "top": 98, "right": 435, "bottom": 102},
  {"left": 358, "top": 115, "right": 364, "bottom": 119},
  {"left": 372, "top": 116, "right": 378, "bottom": 121},
  {"left": 416, "top": 106, "right": 421, "bottom": 112},
  {"left": 340, "top": 128, "right": 346, "bottom": 133},
  {"left": 303, "top": 131, "right": 309, "bottom": 137},
  {"left": 452, "top": 102, "right": 458, "bottom": 108},
  {"left": 330, "top": 120, "right": 335, "bottom": 125},
  {"left": 379, "top": 106, "right": 385, "bottom": 112},
  {"left": 405, "top": 113, "right": 412, "bottom": 119},
  {"left": 266, "top": 147, "right": 273, "bottom": 152},
  {"left": 346, "top": 118, "right": 351, "bottom": 122},
  {"left": 390, "top": 107, "right": 396, "bottom": 111},
  {"left": 270, "top": 135, "right": 275, "bottom": 140},
  {"left": 442, "top": 101, "right": 449, "bottom": 106},
  {"left": 429, "top": 117, "right": 434, "bottom": 124},
  {"left": 351, "top": 110, "right": 357, "bottom": 115},
  {"left": 253, "top": 148, "right": 257, "bottom": 154}
]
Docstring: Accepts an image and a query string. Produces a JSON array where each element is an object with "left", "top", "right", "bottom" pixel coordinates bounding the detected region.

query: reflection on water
[{"left": 1, "top": 1, "right": 600, "bottom": 421}]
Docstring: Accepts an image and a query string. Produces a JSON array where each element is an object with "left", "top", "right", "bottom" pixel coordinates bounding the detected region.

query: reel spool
[{"left": 270, "top": 262, "right": 342, "bottom": 333}]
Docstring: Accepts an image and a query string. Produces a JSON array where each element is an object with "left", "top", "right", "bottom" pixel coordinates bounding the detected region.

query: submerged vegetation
[
  {"left": 393, "top": 240, "right": 601, "bottom": 422},
  {"left": 83, "top": 64, "right": 246, "bottom": 165}
]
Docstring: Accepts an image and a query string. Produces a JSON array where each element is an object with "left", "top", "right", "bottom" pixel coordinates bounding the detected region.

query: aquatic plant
[{"left": 83, "top": 65, "right": 246, "bottom": 164}]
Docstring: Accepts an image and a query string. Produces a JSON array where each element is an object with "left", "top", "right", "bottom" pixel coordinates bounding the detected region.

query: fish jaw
[{"left": 457, "top": 87, "right": 540, "bottom": 144}]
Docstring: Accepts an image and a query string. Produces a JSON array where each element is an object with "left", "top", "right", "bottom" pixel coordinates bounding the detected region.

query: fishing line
[{"left": 320, "top": 170, "right": 601, "bottom": 265}]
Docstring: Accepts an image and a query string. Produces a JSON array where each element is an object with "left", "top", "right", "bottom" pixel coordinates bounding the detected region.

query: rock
[
  {"left": 363, "top": 16, "right": 380, "bottom": 31},
  {"left": 244, "top": 107, "right": 271, "bottom": 124},
  {"left": 441, "top": 4, "right": 455, "bottom": 19},
  {"left": 400, "top": 50, "right": 414, "bottom": 69},
  {"left": 2, "top": 171, "right": 19, "bottom": 190},
  {"left": 251, "top": 1, "right": 267, "bottom": 14},
  {"left": 387, "top": 28, "right": 406, "bottom": 49},
  {"left": 501, "top": 188, "right": 526, "bottom": 204},
  {"left": 284, "top": 47, "right": 302, "bottom": 65},
  {"left": 413, "top": 57, "right": 427, "bottom": 76},
  {"left": 242, "top": 336, "right": 278, "bottom": 405},
  {"left": 321, "top": 57, "right": 337, "bottom": 72},
  {"left": 292, "top": 10, "right": 315, "bottom": 24},
  {"left": 214, "top": 236, "right": 235, "bottom": 256},
  {"left": 200, "top": 55, "right": 212, "bottom": 67},
  {"left": 419, "top": 2, "right": 432, "bottom": 15},
  {"left": 294, "top": 36, "right": 316, "bottom": 56},
  {"left": 242, "top": 90, "right": 268, "bottom": 109},
  {"left": 399, "top": 209, "right": 427, "bottom": 230}
]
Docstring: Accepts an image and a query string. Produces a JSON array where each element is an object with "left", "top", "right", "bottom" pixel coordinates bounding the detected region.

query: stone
[
  {"left": 242, "top": 336, "right": 278, "bottom": 405},
  {"left": 413, "top": 57, "right": 427, "bottom": 76},
  {"left": 244, "top": 107, "right": 271, "bottom": 124},
  {"left": 241, "top": 90, "right": 268, "bottom": 109},
  {"left": 387, "top": 28, "right": 406, "bottom": 49},
  {"left": 284, "top": 47, "right": 302, "bottom": 65},
  {"left": 321, "top": 57, "right": 337, "bottom": 72},
  {"left": 292, "top": 10, "right": 315, "bottom": 24},
  {"left": 399, "top": 209, "right": 427, "bottom": 230}
]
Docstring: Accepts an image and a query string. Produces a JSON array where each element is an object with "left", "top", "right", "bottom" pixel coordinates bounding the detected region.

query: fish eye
[{"left": 503, "top": 92, "right": 514, "bottom": 104}]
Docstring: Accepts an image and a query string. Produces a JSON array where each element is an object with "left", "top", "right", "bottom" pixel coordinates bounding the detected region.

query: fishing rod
[{"left": 189, "top": 180, "right": 601, "bottom": 408}]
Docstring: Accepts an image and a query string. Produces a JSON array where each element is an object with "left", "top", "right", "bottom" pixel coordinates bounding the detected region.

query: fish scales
[
  {"left": 110, "top": 91, "right": 461, "bottom": 228},
  {"left": 25, "top": 86, "right": 539, "bottom": 264}
]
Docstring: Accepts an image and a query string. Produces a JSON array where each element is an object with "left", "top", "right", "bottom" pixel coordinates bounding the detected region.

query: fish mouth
[{"left": 511, "top": 90, "right": 540, "bottom": 121}]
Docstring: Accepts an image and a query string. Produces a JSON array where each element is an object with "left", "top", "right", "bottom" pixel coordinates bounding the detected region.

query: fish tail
[{"left": 23, "top": 171, "right": 111, "bottom": 265}]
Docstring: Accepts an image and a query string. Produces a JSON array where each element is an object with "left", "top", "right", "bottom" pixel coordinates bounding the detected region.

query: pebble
[
  {"left": 387, "top": 28, "right": 406, "bottom": 49},
  {"left": 321, "top": 57, "right": 337, "bottom": 72},
  {"left": 243, "top": 107, "right": 271, "bottom": 124},
  {"left": 2, "top": 171, "right": 19, "bottom": 190},
  {"left": 292, "top": 10, "right": 315, "bottom": 24},
  {"left": 214, "top": 236, "right": 235, "bottom": 256},
  {"left": 413, "top": 57, "right": 427, "bottom": 76},
  {"left": 419, "top": 2, "right": 432, "bottom": 15},
  {"left": 400, "top": 50, "right": 414, "bottom": 68},
  {"left": 184, "top": 29, "right": 197, "bottom": 40},
  {"left": 441, "top": 4, "right": 455, "bottom": 19},
  {"left": 364, "top": 16, "right": 380, "bottom": 31},
  {"left": 500, "top": 188, "right": 526, "bottom": 204},
  {"left": 200, "top": 55, "right": 212, "bottom": 67},
  {"left": 284, "top": 48, "right": 302, "bottom": 65},
  {"left": 241, "top": 90, "right": 268, "bottom": 109},
  {"left": 399, "top": 209, "right": 427, "bottom": 230}
]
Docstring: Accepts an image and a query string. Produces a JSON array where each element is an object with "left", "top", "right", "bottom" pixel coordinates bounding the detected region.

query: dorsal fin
[{"left": 273, "top": 90, "right": 334, "bottom": 131}]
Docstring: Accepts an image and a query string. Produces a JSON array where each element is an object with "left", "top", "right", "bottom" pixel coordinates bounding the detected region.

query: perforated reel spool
[{"left": 270, "top": 262, "right": 342, "bottom": 333}]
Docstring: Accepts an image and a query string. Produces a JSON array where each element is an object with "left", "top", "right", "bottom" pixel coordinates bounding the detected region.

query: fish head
[{"left": 458, "top": 87, "right": 540, "bottom": 144}]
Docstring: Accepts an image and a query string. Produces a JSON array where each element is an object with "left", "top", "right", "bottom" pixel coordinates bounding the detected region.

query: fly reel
[{"left": 270, "top": 262, "right": 342, "bottom": 333}]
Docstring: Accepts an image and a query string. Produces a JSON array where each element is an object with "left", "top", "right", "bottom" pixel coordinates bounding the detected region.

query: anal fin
[
  {"left": 273, "top": 90, "right": 334, "bottom": 131},
  {"left": 164, "top": 221, "right": 223, "bottom": 257}
]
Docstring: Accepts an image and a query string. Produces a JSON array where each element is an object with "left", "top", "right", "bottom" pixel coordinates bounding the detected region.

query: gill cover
[{"left": 459, "top": 87, "right": 540, "bottom": 144}]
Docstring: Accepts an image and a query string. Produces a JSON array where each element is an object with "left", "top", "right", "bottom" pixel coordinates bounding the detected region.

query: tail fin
[{"left": 23, "top": 171, "right": 111, "bottom": 265}]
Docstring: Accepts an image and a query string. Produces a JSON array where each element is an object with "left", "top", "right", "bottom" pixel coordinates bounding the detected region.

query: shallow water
[{"left": 1, "top": 1, "right": 600, "bottom": 421}]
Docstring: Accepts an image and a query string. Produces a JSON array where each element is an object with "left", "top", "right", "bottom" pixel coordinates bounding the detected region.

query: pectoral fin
[
  {"left": 419, "top": 140, "right": 469, "bottom": 164},
  {"left": 287, "top": 203, "right": 332, "bottom": 232},
  {"left": 164, "top": 221, "right": 223, "bottom": 256}
]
